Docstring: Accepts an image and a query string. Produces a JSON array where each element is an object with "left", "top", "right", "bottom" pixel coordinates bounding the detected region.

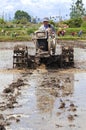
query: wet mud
[{"left": 0, "top": 42, "right": 86, "bottom": 130}]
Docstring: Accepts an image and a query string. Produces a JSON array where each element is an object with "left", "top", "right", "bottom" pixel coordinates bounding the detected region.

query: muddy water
[
  {"left": 0, "top": 42, "right": 86, "bottom": 69},
  {"left": 0, "top": 42, "right": 86, "bottom": 130}
]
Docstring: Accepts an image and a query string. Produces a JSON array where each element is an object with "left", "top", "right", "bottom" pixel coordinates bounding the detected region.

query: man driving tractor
[
  {"left": 39, "top": 17, "right": 55, "bottom": 34},
  {"left": 34, "top": 17, "right": 56, "bottom": 54}
]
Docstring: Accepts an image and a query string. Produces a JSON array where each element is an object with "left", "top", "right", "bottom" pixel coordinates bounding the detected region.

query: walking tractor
[{"left": 13, "top": 30, "right": 74, "bottom": 68}]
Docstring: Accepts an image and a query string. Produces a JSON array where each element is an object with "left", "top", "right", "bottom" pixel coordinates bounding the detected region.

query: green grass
[
  {"left": 57, "top": 35, "right": 86, "bottom": 40},
  {"left": 0, "top": 24, "right": 86, "bottom": 41},
  {"left": 0, "top": 35, "right": 32, "bottom": 42}
]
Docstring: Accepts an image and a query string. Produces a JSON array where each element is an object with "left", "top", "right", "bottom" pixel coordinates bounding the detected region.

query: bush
[
  {"left": 27, "top": 26, "right": 38, "bottom": 35},
  {"left": 67, "top": 18, "right": 83, "bottom": 28},
  {"left": 66, "top": 28, "right": 80, "bottom": 34},
  {"left": 81, "top": 21, "right": 86, "bottom": 28},
  {"left": 27, "top": 28, "right": 35, "bottom": 35}
]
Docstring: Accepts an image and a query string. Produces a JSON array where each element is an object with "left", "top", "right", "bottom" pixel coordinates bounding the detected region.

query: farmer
[
  {"left": 78, "top": 30, "right": 83, "bottom": 37},
  {"left": 39, "top": 17, "right": 55, "bottom": 33}
]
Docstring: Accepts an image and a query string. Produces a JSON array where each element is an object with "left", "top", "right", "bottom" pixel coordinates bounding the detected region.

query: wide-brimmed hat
[{"left": 43, "top": 17, "right": 49, "bottom": 22}]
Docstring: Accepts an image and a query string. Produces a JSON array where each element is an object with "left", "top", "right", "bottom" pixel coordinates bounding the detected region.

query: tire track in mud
[
  {"left": 0, "top": 65, "right": 86, "bottom": 130},
  {"left": 0, "top": 69, "right": 33, "bottom": 129},
  {"left": 0, "top": 66, "right": 47, "bottom": 130},
  {"left": 34, "top": 68, "right": 79, "bottom": 129}
]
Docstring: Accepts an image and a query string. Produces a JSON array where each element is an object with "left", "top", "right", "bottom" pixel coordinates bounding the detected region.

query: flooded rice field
[{"left": 0, "top": 42, "right": 86, "bottom": 130}]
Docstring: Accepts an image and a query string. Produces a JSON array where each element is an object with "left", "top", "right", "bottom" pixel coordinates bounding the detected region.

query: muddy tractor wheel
[
  {"left": 13, "top": 46, "right": 28, "bottom": 68},
  {"left": 48, "top": 37, "right": 56, "bottom": 55}
]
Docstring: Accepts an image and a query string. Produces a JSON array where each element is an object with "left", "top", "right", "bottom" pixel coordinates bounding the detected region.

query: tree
[
  {"left": 70, "top": 0, "right": 86, "bottom": 19},
  {"left": 14, "top": 10, "right": 31, "bottom": 22}
]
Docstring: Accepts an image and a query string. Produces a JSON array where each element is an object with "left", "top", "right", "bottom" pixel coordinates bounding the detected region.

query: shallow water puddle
[
  {"left": 0, "top": 50, "right": 13, "bottom": 69},
  {"left": 74, "top": 73, "right": 86, "bottom": 112},
  {"left": 0, "top": 43, "right": 86, "bottom": 130},
  {"left": 74, "top": 48, "right": 86, "bottom": 69},
  {"left": 0, "top": 72, "right": 20, "bottom": 103},
  {"left": 4, "top": 71, "right": 86, "bottom": 130}
]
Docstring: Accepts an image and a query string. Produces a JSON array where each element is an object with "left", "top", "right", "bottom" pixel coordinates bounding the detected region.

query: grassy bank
[
  {"left": 0, "top": 35, "right": 32, "bottom": 42},
  {"left": 0, "top": 23, "right": 86, "bottom": 42}
]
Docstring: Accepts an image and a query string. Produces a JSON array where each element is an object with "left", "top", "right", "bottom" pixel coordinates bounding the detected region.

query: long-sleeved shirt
[{"left": 39, "top": 24, "right": 55, "bottom": 33}]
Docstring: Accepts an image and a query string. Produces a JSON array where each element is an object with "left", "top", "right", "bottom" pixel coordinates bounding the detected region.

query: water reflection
[
  {"left": 74, "top": 73, "right": 86, "bottom": 108},
  {"left": 36, "top": 89, "right": 55, "bottom": 113},
  {"left": 74, "top": 48, "right": 86, "bottom": 69},
  {"left": 36, "top": 73, "right": 74, "bottom": 113},
  {"left": 0, "top": 70, "right": 86, "bottom": 130},
  {"left": 0, "top": 50, "right": 13, "bottom": 69}
]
